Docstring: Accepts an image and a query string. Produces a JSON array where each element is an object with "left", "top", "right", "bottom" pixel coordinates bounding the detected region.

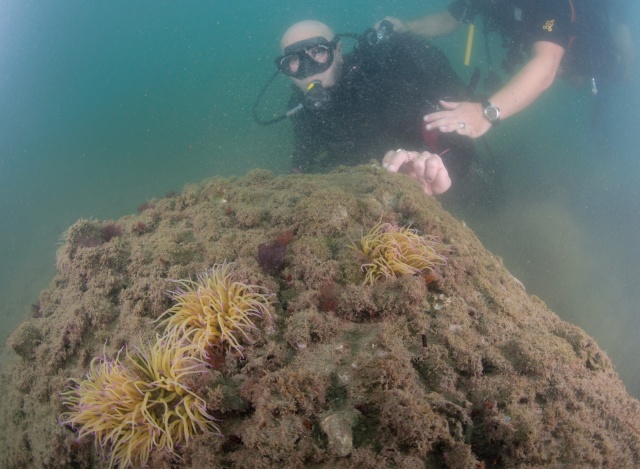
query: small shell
[{"left": 321, "top": 412, "right": 355, "bottom": 457}]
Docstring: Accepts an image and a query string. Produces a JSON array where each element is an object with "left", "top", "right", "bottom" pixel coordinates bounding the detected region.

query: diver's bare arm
[
  {"left": 489, "top": 41, "right": 565, "bottom": 120},
  {"left": 405, "top": 10, "right": 460, "bottom": 38}
]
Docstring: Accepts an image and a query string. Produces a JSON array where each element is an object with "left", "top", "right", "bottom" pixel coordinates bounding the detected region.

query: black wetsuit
[
  {"left": 289, "top": 34, "right": 476, "bottom": 179},
  {"left": 447, "top": 0, "right": 630, "bottom": 79}
]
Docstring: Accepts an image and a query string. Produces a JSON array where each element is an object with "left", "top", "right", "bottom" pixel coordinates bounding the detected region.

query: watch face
[{"left": 485, "top": 106, "right": 499, "bottom": 121}]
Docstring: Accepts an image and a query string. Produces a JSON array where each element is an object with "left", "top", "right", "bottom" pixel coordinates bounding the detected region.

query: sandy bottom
[{"left": 1, "top": 167, "right": 638, "bottom": 468}]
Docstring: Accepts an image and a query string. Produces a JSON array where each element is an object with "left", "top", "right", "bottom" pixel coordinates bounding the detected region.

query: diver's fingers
[
  {"left": 425, "top": 154, "right": 442, "bottom": 182},
  {"left": 423, "top": 109, "right": 458, "bottom": 132},
  {"left": 382, "top": 149, "right": 419, "bottom": 173},
  {"left": 424, "top": 114, "right": 469, "bottom": 134},
  {"left": 429, "top": 165, "right": 451, "bottom": 196},
  {"left": 438, "top": 100, "right": 460, "bottom": 110},
  {"left": 414, "top": 153, "right": 451, "bottom": 196},
  {"left": 426, "top": 101, "right": 489, "bottom": 138},
  {"left": 411, "top": 153, "right": 428, "bottom": 180},
  {"left": 422, "top": 172, "right": 451, "bottom": 195}
]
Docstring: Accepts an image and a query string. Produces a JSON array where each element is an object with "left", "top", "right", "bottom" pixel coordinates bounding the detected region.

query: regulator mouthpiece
[{"left": 303, "top": 81, "right": 332, "bottom": 111}]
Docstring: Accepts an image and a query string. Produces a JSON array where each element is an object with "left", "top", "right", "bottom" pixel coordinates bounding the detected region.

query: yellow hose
[{"left": 464, "top": 23, "right": 475, "bottom": 66}]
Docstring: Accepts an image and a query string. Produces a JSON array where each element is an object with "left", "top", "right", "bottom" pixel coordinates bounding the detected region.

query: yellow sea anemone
[
  {"left": 353, "top": 222, "right": 449, "bottom": 286},
  {"left": 158, "top": 262, "right": 274, "bottom": 357},
  {"left": 60, "top": 336, "right": 219, "bottom": 468}
]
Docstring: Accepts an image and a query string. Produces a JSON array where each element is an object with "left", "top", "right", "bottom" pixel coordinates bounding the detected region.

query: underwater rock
[
  {"left": 0, "top": 166, "right": 639, "bottom": 468},
  {"left": 7, "top": 322, "right": 42, "bottom": 360}
]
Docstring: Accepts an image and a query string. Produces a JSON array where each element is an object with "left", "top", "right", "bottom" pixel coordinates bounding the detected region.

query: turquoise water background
[{"left": 1, "top": 1, "right": 639, "bottom": 397}]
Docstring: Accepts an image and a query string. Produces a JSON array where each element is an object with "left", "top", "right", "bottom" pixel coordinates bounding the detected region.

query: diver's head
[{"left": 277, "top": 20, "right": 344, "bottom": 91}]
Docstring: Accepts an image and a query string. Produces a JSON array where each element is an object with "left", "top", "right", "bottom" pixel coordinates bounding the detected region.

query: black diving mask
[{"left": 275, "top": 36, "right": 339, "bottom": 79}]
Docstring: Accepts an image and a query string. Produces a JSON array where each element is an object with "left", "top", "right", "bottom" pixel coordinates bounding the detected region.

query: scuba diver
[
  {"left": 253, "top": 20, "right": 479, "bottom": 195},
  {"left": 378, "top": 0, "right": 635, "bottom": 140}
]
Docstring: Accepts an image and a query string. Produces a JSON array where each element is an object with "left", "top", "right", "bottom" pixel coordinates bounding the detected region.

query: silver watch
[{"left": 481, "top": 99, "right": 501, "bottom": 126}]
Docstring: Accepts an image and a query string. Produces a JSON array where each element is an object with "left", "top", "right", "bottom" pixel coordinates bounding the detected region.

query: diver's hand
[
  {"left": 424, "top": 100, "right": 492, "bottom": 139},
  {"left": 382, "top": 150, "right": 451, "bottom": 196},
  {"left": 375, "top": 17, "right": 407, "bottom": 34}
]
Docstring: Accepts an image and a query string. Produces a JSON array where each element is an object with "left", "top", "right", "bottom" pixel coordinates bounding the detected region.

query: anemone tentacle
[
  {"left": 60, "top": 335, "right": 219, "bottom": 468},
  {"left": 157, "top": 262, "right": 274, "bottom": 357},
  {"left": 352, "top": 222, "right": 449, "bottom": 286}
]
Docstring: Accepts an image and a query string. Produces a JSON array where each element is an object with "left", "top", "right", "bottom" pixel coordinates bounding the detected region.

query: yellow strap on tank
[{"left": 464, "top": 23, "right": 475, "bottom": 66}]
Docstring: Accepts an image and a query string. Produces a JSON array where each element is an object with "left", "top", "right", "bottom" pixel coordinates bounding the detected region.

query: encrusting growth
[
  {"left": 158, "top": 262, "right": 274, "bottom": 357},
  {"left": 60, "top": 335, "right": 219, "bottom": 468},
  {"left": 353, "top": 222, "right": 449, "bottom": 286}
]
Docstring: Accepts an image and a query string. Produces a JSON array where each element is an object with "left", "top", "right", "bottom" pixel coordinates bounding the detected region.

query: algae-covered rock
[
  {"left": 7, "top": 321, "right": 42, "bottom": 360},
  {"left": 1, "top": 166, "right": 639, "bottom": 468}
]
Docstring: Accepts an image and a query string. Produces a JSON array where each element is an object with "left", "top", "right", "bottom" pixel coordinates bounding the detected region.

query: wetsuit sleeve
[
  {"left": 527, "top": 0, "right": 573, "bottom": 49},
  {"left": 447, "top": 0, "right": 481, "bottom": 24}
]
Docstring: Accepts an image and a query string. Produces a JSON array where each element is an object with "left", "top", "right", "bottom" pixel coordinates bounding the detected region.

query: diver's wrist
[{"left": 481, "top": 99, "right": 501, "bottom": 126}]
